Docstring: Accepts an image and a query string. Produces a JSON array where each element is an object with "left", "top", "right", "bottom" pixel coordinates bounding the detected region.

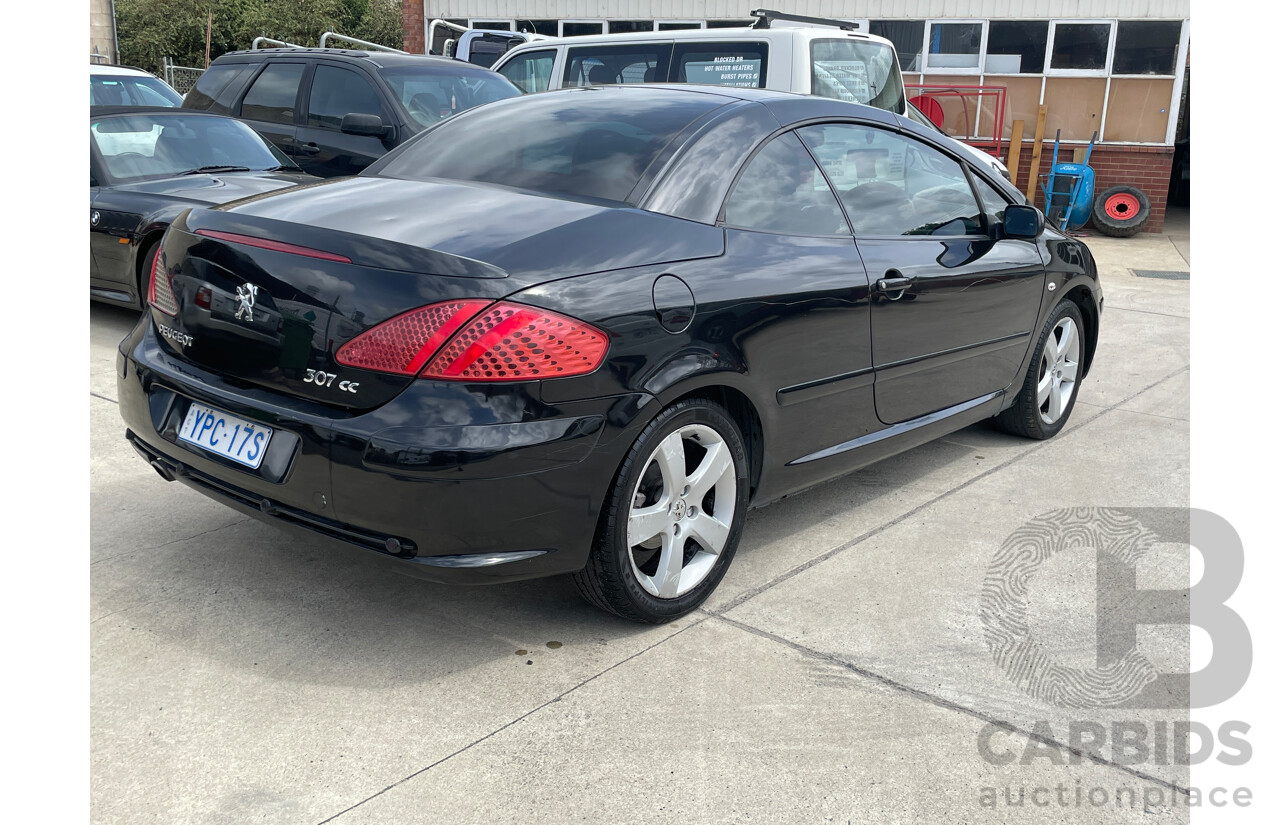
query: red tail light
[
  {"left": 336, "top": 300, "right": 609, "bottom": 382},
  {"left": 148, "top": 249, "right": 178, "bottom": 316},
  {"left": 422, "top": 302, "right": 608, "bottom": 381},
  {"left": 335, "top": 300, "right": 490, "bottom": 376}
]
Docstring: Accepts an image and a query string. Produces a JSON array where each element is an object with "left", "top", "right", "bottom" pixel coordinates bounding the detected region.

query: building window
[
  {"left": 1049, "top": 22, "right": 1112, "bottom": 72},
  {"left": 470, "top": 20, "right": 512, "bottom": 31},
  {"left": 925, "top": 22, "right": 983, "bottom": 70},
  {"left": 608, "top": 21, "right": 655, "bottom": 34},
  {"left": 561, "top": 21, "right": 605, "bottom": 37},
  {"left": 984, "top": 21, "right": 1048, "bottom": 73},
  {"left": 1113, "top": 21, "right": 1182, "bottom": 75},
  {"left": 519, "top": 20, "right": 559, "bottom": 36},
  {"left": 870, "top": 20, "right": 925, "bottom": 72},
  {"left": 706, "top": 20, "right": 756, "bottom": 29},
  {"left": 658, "top": 21, "right": 704, "bottom": 31}
]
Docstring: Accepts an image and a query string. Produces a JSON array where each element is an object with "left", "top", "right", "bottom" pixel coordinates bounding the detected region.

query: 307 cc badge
[{"left": 305, "top": 369, "right": 359, "bottom": 394}]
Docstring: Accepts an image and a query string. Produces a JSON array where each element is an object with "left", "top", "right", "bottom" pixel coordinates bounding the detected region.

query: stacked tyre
[{"left": 1091, "top": 185, "right": 1151, "bottom": 237}]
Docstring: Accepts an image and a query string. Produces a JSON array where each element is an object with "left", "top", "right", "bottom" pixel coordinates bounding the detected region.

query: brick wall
[
  {"left": 404, "top": 1, "right": 425, "bottom": 54},
  {"left": 1003, "top": 143, "right": 1173, "bottom": 234}
]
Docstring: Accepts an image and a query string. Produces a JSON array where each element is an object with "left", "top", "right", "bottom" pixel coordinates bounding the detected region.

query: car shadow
[{"left": 90, "top": 303, "right": 1023, "bottom": 686}]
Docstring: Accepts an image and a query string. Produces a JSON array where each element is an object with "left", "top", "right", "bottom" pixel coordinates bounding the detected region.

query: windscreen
[
  {"left": 379, "top": 66, "right": 521, "bottom": 127},
  {"left": 90, "top": 74, "right": 184, "bottom": 107},
  {"left": 810, "top": 39, "right": 905, "bottom": 114},
  {"left": 373, "top": 89, "right": 726, "bottom": 203},
  {"left": 91, "top": 115, "right": 284, "bottom": 182}
]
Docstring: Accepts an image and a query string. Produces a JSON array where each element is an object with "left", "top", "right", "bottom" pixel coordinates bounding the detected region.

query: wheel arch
[
  {"left": 1062, "top": 284, "right": 1100, "bottom": 378},
  {"left": 133, "top": 224, "right": 169, "bottom": 306},
  {"left": 658, "top": 382, "right": 766, "bottom": 503}
]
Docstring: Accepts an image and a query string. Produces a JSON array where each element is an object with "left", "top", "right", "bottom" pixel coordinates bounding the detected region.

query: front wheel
[
  {"left": 996, "top": 301, "right": 1086, "bottom": 440},
  {"left": 574, "top": 399, "right": 749, "bottom": 623}
]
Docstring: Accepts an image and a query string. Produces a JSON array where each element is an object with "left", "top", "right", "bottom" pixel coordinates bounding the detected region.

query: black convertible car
[
  {"left": 91, "top": 107, "right": 316, "bottom": 308},
  {"left": 118, "top": 86, "right": 1100, "bottom": 623}
]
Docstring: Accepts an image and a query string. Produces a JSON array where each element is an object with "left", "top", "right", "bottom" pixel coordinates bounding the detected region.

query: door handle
[
  {"left": 295, "top": 143, "right": 321, "bottom": 156},
  {"left": 877, "top": 277, "right": 914, "bottom": 292}
]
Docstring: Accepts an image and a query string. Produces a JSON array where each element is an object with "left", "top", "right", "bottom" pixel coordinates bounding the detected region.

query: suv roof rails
[
  {"left": 252, "top": 36, "right": 303, "bottom": 49},
  {"left": 749, "top": 8, "right": 860, "bottom": 31},
  {"left": 319, "top": 32, "right": 407, "bottom": 53}
]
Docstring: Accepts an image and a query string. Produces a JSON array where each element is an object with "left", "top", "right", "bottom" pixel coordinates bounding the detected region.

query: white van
[
  {"left": 490, "top": 9, "right": 1010, "bottom": 180},
  {"left": 491, "top": 11, "right": 906, "bottom": 114}
]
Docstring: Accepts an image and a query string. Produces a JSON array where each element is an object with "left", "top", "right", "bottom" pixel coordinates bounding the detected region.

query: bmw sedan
[
  {"left": 118, "top": 85, "right": 1100, "bottom": 623},
  {"left": 91, "top": 107, "right": 317, "bottom": 308}
]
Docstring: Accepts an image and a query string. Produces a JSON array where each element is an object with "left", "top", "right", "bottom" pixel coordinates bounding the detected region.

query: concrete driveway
[{"left": 91, "top": 221, "right": 1191, "bottom": 824}]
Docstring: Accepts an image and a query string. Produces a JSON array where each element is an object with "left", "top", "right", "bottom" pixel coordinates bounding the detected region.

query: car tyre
[
  {"left": 1091, "top": 185, "right": 1151, "bottom": 237},
  {"left": 996, "top": 300, "right": 1086, "bottom": 440},
  {"left": 574, "top": 398, "right": 749, "bottom": 623}
]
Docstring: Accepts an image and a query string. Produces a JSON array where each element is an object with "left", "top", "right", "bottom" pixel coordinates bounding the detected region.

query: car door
[
  {"left": 293, "top": 62, "right": 392, "bottom": 177},
  {"left": 715, "top": 130, "right": 878, "bottom": 463},
  {"left": 88, "top": 135, "right": 139, "bottom": 300},
  {"left": 796, "top": 122, "right": 1046, "bottom": 425},
  {"left": 235, "top": 61, "right": 307, "bottom": 162}
]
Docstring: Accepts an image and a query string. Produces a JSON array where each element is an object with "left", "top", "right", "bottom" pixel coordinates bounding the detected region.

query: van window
[
  {"left": 497, "top": 49, "right": 556, "bottom": 93},
  {"left": 810, "top": 39, "right": 905, "bottom": 114},
  {"left": 565, "top": 44, "right": 674, "bottom": 87},
  {"left": 672, "top": 42, "right": 768, "bottom": 88}
]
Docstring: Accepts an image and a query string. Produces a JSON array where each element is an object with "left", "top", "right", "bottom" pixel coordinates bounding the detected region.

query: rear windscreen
[{"left": 373, "top": 88, "right": 726, "bottom": 203}]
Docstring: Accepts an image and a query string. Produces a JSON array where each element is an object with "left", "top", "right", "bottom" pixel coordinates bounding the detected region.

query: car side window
[
  {"left": 497, "top": 49, "right": 557, "bottom": 93},
  {"left": 185, "top": 64, "right": 251, "bottom": 114},
  {"left": 971, "top": 176, "right": 1009, "bottom": 225},
  {"left": 307, "top": 66, "right": 382, "bottom": 129},
  {"left": 797, "top": 123, "right": 984, "bottom": 237},
  {"left": 723, "top": 132, "right": 850, "bottom": 236},
  {"left": 564, "top": 44, "right": 673, "bottom": 87},
  {"left": 671, "top": 42, "right": 768, "bottom": 88},
  {"left": 240, "top": 63, "right": 306, "bottom": 124}
]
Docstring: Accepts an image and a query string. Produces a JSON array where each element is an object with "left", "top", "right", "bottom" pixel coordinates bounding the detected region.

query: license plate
[{"left": 177, "top": 402, "right": 273, "bottom": 469}]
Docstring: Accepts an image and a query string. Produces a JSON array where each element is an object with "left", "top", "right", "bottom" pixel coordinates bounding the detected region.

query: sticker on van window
[{"left": 683, "top": 56, "right": 762, "bottom": 88}]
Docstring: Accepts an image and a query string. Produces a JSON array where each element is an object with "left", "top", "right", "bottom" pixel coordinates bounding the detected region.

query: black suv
[{"left": 182, "top": 49, "right": 521, "bottom": 178}]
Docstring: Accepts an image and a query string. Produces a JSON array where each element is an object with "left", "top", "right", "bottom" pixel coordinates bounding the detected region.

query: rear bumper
[{"left": 117, "top": 315, "right": 655, "bottom": 584}]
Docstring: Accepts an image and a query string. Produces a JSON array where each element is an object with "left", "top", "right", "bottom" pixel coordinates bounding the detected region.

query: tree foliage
[{"left": 116, "top": 0, "right": 404, "bottom": 73}]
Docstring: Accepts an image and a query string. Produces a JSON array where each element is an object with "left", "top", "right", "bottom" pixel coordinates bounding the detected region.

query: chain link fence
[{"left": 162, "top": 58, "right": 206, "bottom": 95}]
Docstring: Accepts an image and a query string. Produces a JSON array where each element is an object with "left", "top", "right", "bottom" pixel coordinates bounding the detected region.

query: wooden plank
[
  {"left": 1072, "top": 147, "right": 1087, "bottom": 163},
  {"left": 1025, "top": 104, "right": 1048, "bottom": 204},
  {"left": 1006, "top": 119, "right": 1025, "bottom": 191}
]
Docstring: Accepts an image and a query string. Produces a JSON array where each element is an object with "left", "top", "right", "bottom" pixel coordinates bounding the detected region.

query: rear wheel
[
  {"left": 574, "top": 398, "right": 749, "bottom": 623},
  {"left": 996, "top": 300, "right": 1085, "bottom": 440}
]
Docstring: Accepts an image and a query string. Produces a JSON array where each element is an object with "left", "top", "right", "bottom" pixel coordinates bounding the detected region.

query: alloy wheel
[
  {"left": 1037, "top": 316, "right": 1080, "bottom": 425},
  {"left": 626, "top": 424, "right": 738, "bottom": 599}
]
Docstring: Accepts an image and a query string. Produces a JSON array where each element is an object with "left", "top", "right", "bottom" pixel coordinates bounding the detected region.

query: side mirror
[
  {"left": 340, "top": 113, "right": 390, "bottom": 139},
  {"left": 1003, "top": 204, "right": 1043, "bottom": 239}
]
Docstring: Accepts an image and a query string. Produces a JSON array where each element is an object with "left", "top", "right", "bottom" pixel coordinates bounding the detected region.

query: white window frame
[
  {"left": 1044, "top": 19, "right": 1116, "bottom": 77},
  {"left": 559, "top": 20, "right": 606, "bottom": 37},
  {"left": 922, "top": 19, "right": 988, "bottom": 75}
]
